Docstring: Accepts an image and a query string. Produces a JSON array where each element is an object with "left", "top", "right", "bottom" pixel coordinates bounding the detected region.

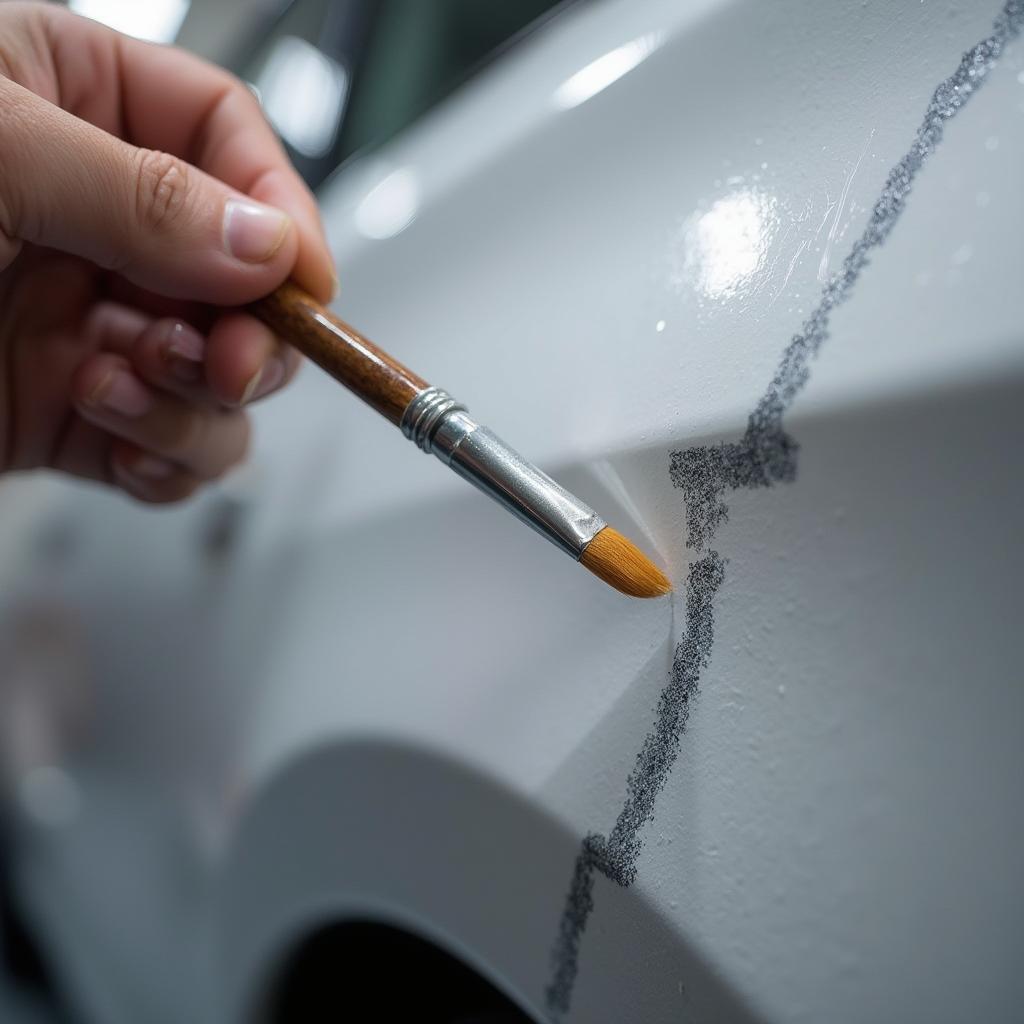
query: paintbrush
[{"left": 251, "top": 283, "right": 671, "bottom": 598}]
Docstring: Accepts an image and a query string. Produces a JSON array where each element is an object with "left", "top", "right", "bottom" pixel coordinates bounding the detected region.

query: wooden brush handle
[{"left": 250, "top": 282, "right": 427, "bottom": 426}]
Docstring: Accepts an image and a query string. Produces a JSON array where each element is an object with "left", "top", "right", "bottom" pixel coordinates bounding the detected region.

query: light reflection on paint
[
  {"left": 554, "top": 32, "right": 665, "bottom": 110},
  {"left": 354, "top": 168, "right": 420, "bottom": 240},
  {"left": 682, "top": 190, "right": 778, "bottom": 300}
]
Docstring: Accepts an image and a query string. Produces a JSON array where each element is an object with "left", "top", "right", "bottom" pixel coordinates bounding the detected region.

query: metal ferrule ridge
[{"left": 400, "top": 386, "right": 605, "bottom": 560}]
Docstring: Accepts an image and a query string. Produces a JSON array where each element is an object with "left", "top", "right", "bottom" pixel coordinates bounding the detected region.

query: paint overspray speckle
[{"left": 545, "top": 3, "right": 1023, "bottom": 1018}]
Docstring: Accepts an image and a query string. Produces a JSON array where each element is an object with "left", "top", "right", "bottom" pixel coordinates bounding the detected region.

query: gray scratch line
[{"left": 545, "top": 3, "right": 1023, "bottom": 1019}]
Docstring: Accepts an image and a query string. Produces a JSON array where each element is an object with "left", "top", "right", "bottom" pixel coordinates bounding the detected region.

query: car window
[{"left": 234, "top": 0, "right": 569, "bottom": 189}]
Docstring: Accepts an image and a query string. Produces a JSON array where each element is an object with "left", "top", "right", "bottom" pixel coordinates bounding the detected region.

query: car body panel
[{"left": 2, "top": 0, "right": 1022, "bottom": 1021}]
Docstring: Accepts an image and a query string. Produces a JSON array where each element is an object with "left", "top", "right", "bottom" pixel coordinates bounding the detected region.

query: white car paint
[{"left": 1, "top": 0, "right": 1022, "bottom": 1021}]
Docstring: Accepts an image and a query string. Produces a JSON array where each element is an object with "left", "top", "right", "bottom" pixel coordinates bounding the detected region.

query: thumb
[{"left": 0, "top": 77, "right": 297, "bottom": 305}]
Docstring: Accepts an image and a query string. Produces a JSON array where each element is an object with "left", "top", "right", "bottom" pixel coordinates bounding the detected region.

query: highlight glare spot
[
  {"left": 553, "top": 33, "right": 665, "bottom": 109},
  {"left": 683, "top": 191, "right": 778, "bottom": 300},
  {"left": 354, "top": 168, "right": 420, "bottom": 240}
]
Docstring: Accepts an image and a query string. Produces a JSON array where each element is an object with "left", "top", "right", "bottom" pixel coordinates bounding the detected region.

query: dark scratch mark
[{"left": 545, "top": 2, "right": 1023, "bottom": 1018}]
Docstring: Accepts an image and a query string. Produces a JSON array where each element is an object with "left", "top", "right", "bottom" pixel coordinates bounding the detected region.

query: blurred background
[
  {"left": 0, "top": 1, "right": 567, "bottom": 1020},
  {"left": 75, "top": 0, "right": 565, "bottom": 187}
]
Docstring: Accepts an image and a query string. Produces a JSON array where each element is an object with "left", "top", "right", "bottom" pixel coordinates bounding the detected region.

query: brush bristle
[{"left": 579, "top": 527, "right": 672, "bottom": 598}]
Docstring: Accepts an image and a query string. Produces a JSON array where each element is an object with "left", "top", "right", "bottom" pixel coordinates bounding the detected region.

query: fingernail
[
  {"left": 330, "top": 271, "right": 341, "bottom": 302},
  {"left": 131, "top": 455, "right": 175, "bottom": 480},
  {"left": 223, "top": 199, "right": 290, "bottom": 263},
  {"left": 239, "top": 356, "right": 285, "bottom": 405},
  {"left": 165, "top": 321, "right": 203, "bottom": 361},
  {"left": 89, "top": 369, "right": 152, "bottom": 417},
  {"left": 255, "top": 356, "right": 285, "bottom": 399},
  {"left": 160, "top": 321, "right": 205, "bottom": 384}
]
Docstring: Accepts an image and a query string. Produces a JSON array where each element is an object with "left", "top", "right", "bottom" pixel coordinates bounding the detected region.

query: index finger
[{"left": 46, "top": 7, "right": 337, "bottom": 303}]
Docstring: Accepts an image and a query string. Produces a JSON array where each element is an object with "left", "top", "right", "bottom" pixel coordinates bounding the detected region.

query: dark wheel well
[{"left": 259, "top": 920, "right": 536, "bottom": 1023}]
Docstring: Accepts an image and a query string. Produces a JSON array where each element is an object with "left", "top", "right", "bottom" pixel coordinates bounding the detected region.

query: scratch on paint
[
  {"left": 771, "top": 236, "right": 809, "bottom": 307},
  {"left": 817, "top": 130, "right": 875, "bottom": 283},
  {"left": 545, "top": 3, "right": 1023, "bottom": 1019},
  {"left": 813, "top": 191, "right": 838, "bottom": 240}
]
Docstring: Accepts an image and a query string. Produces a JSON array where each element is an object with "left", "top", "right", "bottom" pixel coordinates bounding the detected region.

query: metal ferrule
[{"left": 400, "top": 386, "right": 605, "bottom": 560}]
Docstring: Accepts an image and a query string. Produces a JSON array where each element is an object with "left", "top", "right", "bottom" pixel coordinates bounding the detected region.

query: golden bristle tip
[{"left": 580, "top": 527, "right": 673, "bottom": 599}]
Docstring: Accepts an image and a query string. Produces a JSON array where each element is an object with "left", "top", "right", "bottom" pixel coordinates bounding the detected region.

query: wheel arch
[{"left": 218, "top": 737, "right": 574, "bottom": 1022}]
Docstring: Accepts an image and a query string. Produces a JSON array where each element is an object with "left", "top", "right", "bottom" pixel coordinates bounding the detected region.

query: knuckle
[
  {"left": 158, "top": 409, "right": 206, "bottom": 462},
  {"left": 194, "top": 414, "right": 248, "bottom": 482},
  {"left": 134, "top": 149, "right": 191, "bottom": 234}
]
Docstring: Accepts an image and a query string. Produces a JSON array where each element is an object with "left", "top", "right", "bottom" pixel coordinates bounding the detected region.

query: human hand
[{"left": 0, "top": 2, "right": 336, "bottom": 501}]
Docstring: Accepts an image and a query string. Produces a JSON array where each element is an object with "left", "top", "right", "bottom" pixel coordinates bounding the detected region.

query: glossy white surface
[{"left": 2, "top": 0, "right": 1022, "bottom": 1022}]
